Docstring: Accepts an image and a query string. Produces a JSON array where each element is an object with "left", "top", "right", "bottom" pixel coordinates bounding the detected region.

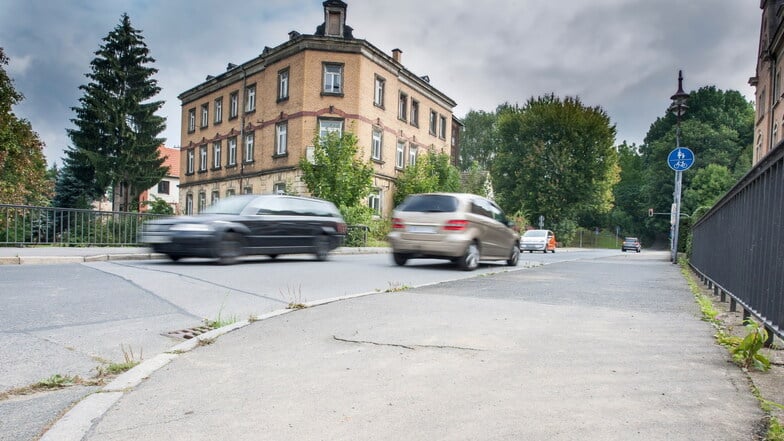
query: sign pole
[{"left": 671, "top": 170, "right": 682, "bottom": 264}]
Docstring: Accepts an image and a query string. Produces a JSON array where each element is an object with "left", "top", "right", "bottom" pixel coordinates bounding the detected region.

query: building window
[
  {"left": 186, "top": 149, "right": 194, "bottom": 174},
  {"left": 212, "top": 140, "right": 222, "bottom": 169},
  {"left": 429, "top": 110, "right": 437, "bottom": 135},
  {"left": 273, "top": 182, "right": 286, "bottom": 195},
  {"left": 319, "top": 119, "right": 343, "bottom": 139},
  {"left": 199, "top": 145, "right": 208, "bottom": 171},
  {"left": 226, "top": 188, "right": 236, "bottom": 197},
  {"left": 245, "top": 84, "right": 256, "bottom": 112},
  {"left": 198, "top": 192, "right": 206, "bottom": 213},
  {"left": 398, "top": 92, "right": 408, "bottom": 121},
  {"left": 276, "top": 122, "right": 288, "bottom": 155},
  {"left": 214, "top": 98, "right": 223, "bottom": 124},
  {"left": 211, "top": 190, "right": 220, "bottom": 206},
  {"left": 374, "top": 75, "right": 385, "bottom": 107},
  {"left": 371, "top": 128, "right": 382, "bottom": 161},
  {"left": 439, "top": 115, "right": 447, "bottom": 139},
  {"left": 188, "top": 108, "right": 196, "bottom": 133},
  {"left": 200, "top": 103, "right": 209, "bottom": 128},
  {"left": 776, "top": 66, "right": 782, "bottom": 102},
  {"left": 409, "top": 145, "right": 417, "bottom": 166},
  {"left": 323, "top": 63, "right": 342, "bottom": 94},
  {"left": 278, "top": 68, "right": 289, "bottom": 101},
  {"left": 243, "top": 186, "right": 253, "bottom": 195},
  {"left": 157, "top": 180, "right": 170, "bottom": 195},
  {"left": 410, "top": 100, "right": 419, "bottom": 127},
  {"left": 756, "top": 131, "right": 762, "bottom": 160},
  {"left": 229, "top": 92, "right": 238, "bottom": 119},
  {"left": 368, "top": 190, "right": 381, "bottom": 215},
  {"left": 326, "top": 10, "right": 342, "bottom": 36},
  {"left": 228, "top": 137, "right": 237, "bottom": 166},
  {"left": 185, "top": 193, "right": 193, "bottom": 214},
  {"left": 244, "top": 132, "right": 255, "bottom": 163},
  {"left": 396, "top": 141, "right": 405, "bottom": 169},
  {"left": 774, "top": 123, "right": 779, "bottom": 143}
]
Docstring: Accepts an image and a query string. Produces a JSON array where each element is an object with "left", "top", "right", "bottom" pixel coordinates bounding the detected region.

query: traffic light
[{"left": 648, "top": 208, "right": 654, "bottom": 217}]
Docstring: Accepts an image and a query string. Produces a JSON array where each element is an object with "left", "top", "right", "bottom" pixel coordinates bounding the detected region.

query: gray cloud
[{"left": 0, "top": 0, "right": 759, "bottom": 166}]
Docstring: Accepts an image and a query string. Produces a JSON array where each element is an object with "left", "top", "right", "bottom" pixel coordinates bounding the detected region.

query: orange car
[{"left": 520, "top": 229, "right": 556, "bottom": 253}]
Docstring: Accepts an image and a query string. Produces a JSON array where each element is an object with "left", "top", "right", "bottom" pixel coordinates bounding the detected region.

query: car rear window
[
  {"left": 397, "top": 195, "right": 459, "bottom": 213},
  {"left": 523, "top": 230, "right": 546, "bottom": 237}
]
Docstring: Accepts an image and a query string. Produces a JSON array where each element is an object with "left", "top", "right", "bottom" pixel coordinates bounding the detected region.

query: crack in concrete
[{"left": 332, "top": 335, "right": 482, "bottom": 351}]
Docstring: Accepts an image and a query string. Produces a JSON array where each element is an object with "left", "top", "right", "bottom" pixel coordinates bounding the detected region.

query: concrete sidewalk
[{"left": 39, "top": 251, "right": 763, "bottom": 441}]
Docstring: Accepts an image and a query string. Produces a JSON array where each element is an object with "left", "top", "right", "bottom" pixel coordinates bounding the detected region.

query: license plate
[{"left": 408, "top": 225, "right": 436, "bottom": 234}]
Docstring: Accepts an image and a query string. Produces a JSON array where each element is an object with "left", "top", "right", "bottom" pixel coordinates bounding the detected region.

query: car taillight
[
  {"left": 336, "top": 222, "right": 347, "bottom": 234},
  {"left": 392, "top": 218, "right": 405, "bottom": 230},
  {"left": 443, "top": 219, "right": 468, "bottom": 231}
]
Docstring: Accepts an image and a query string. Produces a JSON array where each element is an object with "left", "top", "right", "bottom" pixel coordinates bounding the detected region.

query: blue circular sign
[{"left": 667, "top": 147, "right": 695, "bottom": 171}]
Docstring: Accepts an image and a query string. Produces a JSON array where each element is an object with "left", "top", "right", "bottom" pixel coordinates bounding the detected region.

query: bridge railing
[{"left": 690, "top": 144, "right": 783, "bottom": 340}]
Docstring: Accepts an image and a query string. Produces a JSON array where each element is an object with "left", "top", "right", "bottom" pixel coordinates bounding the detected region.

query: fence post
[
  {"left": 730, "top": 298, "right": 737, "bottom": 312},
  {"left": 713, "top": 285, "right": 718, "bottom": 297},
  {"left": 720, "top": 289, "right": 726, "bottom": 302}
]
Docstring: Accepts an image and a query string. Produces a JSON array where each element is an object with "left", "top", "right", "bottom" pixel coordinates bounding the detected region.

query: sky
[{"left": 0, "top": 0, "right": 761, "bottom": 167}]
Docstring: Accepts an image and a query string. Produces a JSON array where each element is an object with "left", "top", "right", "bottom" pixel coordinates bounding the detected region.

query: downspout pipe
[{"left": 239, "top": 64, "right": 247, "bottom": 192}]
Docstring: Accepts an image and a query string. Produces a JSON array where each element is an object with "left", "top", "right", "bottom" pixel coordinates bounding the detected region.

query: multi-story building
[
  {"left": 751, "top": 0, "right": 784, "bottom": 164},
  {"left": 178, "top": 0, "right": 458, "bottom": 217}
]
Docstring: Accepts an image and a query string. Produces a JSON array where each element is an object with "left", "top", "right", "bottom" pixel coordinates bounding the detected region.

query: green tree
[
  {"left": 492, "top": 94, "right": 619, "bottom": 231},
  {"left": 0, "top": 48, "right": 52, "bottom": 205},
  {"left": 459, "top": 109, "right": 497, "bottom": 170},
  {"left": 299, "top": 129, "right": 374, "bottom": 211},
  {"left": 63, "top": 14, "right": 166, "bottom": 211},
  {"left": 393, "top": 150, "right": 461, "bottom": 206},
  {"left": 640, "top": 86, "right": 753, "bottom": 245},
  {"left": 460, "top": 161, "right": 490, "bottom": 197},
  {"left": 682, "top": 163, "right": 734, "bottom": 214}
]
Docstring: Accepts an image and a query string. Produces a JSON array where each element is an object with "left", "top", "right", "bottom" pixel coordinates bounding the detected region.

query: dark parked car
[
  {"left": 621, "top": 237, "right": 641, "bottom": 253},
  {"left": 139, "top": 194, "right": 346, "bottom": 264}
]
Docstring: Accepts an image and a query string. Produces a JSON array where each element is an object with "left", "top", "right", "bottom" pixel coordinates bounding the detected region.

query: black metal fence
[
  {"left": 0, "top": 204, "right": 164, "bottom": 246},
  {"left": 690, "top": 144, "right": 784, "bottom": 340}
]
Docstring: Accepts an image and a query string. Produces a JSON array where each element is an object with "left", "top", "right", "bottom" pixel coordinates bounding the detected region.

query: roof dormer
[{"left": 315, "top": 0, "right": 354, "bottom": 39}]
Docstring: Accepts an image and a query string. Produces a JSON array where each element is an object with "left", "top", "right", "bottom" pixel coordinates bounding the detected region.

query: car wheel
[
  {"left": 551, "top": 248, "right": 555, "bottom": 253},
  {"left": 528, "top": 250, "right": 533, "bottom": 253},
  {"left": 507, "top": 245, "right": 519, "bottom": 266},
  {"left": 622, "top": 249, "right": 626, "bottom": 252},
  {"left": 313, "top": 236, "right": 330, "bottom": 261},
  {"left": 167, "top": 253, "right": 182, "bottom": 262},
  {"left": 268, "top": 254, "right": 278, "bottom": 259},
  {"left": 636, "top": 249, "right": 640, "bottom": 253},
  {"left": 458, "top": 242, "right": 480, "bottom": 271},
  {"left": 216, "top": 232, "right": 244, "bottom": 265},
  {"left": 393, "top": 252, "right": 409, "bottom": 266},
  {"left": 542, "top": 249, "right": 547, "bottom": 254}
]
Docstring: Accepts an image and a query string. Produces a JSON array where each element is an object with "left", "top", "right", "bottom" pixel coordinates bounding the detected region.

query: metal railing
[
  {"left": 0, "top": 204, "right": 165, "bottom": 246},
  {"left": 690, "top": 144, "right": 784, "bottom": 340}
]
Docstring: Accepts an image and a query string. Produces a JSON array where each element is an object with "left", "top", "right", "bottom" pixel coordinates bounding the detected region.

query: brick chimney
[{"left": 392, "top": 48, "right": 402, "bottom": 63}]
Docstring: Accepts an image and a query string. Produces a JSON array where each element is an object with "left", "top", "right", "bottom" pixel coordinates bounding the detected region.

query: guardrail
[
  {"left": 0, "top": 204, "right": 164, "bottom": 246},
  {"left": 690, "top": 144, "right": 783, "bottom": 341}
]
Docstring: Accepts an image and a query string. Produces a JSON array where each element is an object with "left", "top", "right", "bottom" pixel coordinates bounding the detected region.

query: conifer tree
[{"left": 62, "top": 13, "right": 166, "bottom": 210}]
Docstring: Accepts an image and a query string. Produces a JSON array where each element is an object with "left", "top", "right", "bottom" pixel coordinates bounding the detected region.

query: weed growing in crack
[
  {"left": 386, "top": 282, "right": 410, "bottom": 292},
  {"left": 96, "top": 344, "right": 142, "bottom": 377},
  {"left": 282, "top": 284, "right": 307, "bottom": 309},
  {"left": 205, "top": 294, "right": 238, "bottom": 328}
]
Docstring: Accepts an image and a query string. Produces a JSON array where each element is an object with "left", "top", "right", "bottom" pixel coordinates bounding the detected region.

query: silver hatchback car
[{"left": 387, "top": 193, "right": 520, "bottom": 270}]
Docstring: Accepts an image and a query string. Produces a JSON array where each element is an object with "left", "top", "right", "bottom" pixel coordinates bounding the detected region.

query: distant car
[
  {"left": 520, "top": 229, "right": 556, "bottom": 253},
  {"left": 386, "top": 193, "right": 520, "bottom": 271},
  {"left": 621, "top": 237, "right": 641, "bottom": 253},
  {"left": 139, "top": 194, "right": 346, "bottom": 264}
]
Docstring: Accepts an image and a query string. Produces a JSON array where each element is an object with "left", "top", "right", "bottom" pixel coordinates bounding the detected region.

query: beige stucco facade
[
  {"left": 751, "top": 0, "right": 784, "bottom": 164},
  {"left": 177, "top": 0, "right": 458, "bottom": 217}
]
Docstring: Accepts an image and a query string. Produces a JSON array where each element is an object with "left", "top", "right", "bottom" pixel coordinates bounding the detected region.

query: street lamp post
[{"left": 669, "top": 70, "right": 689, "bottom": 264}]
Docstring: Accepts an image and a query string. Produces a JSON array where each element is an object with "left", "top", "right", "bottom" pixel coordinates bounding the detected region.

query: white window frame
[
  {"left": 228, "top": 137, "right": 237, "bottom": 166},
  {"left": 273, "top": 182, "right": 286, "bottom": 195},
  {"left": 185, "top": 193, "right": 193, "bottom": 214},
  {"left": 200, "top": 104, "right": 208, "bottom": 128},
  {"left": 323, "top": 64, "right": 342, "bottom": 94},
  {"left": 374, "top": 76, "right": 385, "bottom": 107},
  {"left": 319, "top": 119, "right": 343, "bottom": 139},
  {"left": 278, "top": 69, "right": 289, "bottom": 100},
  {"left": 229, "top": 92, "right": 238, "bottom": 119},
  {"left": 214, "top": 98, "right": 223, "bottom": 123},
  {"left": 245, "top": 85, "right": 256, "bottom": 112},
  {"left": 396, "top": 141, "right": 405, "bottom": 169},
  {"left": 211, "top": 190, "right": 219, "bottom": 206},
  {"left": 429, "top": 110, "right": 437, "bottom": 135},
  {"left": 398, "top": 92, "right": 408, "bottom": 121},
  {"left": 371, "top": 128, "right": 382, "bottom": 160},
  {"left": 212, "top": 140, "right": 221, "bottom": 168},
  {"left": 368, "top": 190, "right": 381, "bottom": 215},
  {"left": 244, "top": 132, "right": 254, "bottom": 162},
  {"left": 199, "top": 145, "right": 208, "bottom": 171},
  {"left": 410, "top": 99, "right": 419, "bottom": 127},
  {"left": 276, "top": 122, "right": 288, "bottom": 155},
  {"left": 198, "top": 192, "right": 206, "bottom": 213},
  {"left": 409, "top": 145, "right": 417, "bottom": 166},
  {"left": 186, "top": 149, "right": 194, "bottom": 174},
  {"left": 188, "top": 109, "right": 196, "bottom": 132},
  {"left": 439, "top": 115, "right": 447, "bottom": 139}
]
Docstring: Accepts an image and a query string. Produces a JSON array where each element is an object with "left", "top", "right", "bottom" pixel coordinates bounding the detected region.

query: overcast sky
[{"left": 1, "top": 0, "right": 760, "bottom": 167}]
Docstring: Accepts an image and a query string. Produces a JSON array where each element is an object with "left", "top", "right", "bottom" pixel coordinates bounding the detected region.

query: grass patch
[
  {"left": 283, "top": 284, "right": 307, "bottom": 309},
  {"left": 769, "top": 417, "right": 784, "bottom": 441},
  {"left": 385, "top": 282, "right": 410, "bottom": 292},
  {"left": 205, "top": 294, "right": 238, "bottom": 328},
  {"left": 35, "top": 374, "right": 79, "bottom": 389},
  {"left": 95, "top": 344, "right": 141, "bottom": 378}
]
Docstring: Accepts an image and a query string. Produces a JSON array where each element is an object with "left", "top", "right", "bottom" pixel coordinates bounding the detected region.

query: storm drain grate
[{"left": 164, "top": 325, "right": 214, "bottom": 340}]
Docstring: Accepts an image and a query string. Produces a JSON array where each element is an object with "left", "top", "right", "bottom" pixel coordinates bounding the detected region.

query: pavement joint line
[{"left": 37, "top": 253, "right": 539, "bottom": 440}]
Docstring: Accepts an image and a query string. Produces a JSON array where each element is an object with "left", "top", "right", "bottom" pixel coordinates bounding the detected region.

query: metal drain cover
[{"left": 164, "top": 325, "right": 213, "bottom": 340}]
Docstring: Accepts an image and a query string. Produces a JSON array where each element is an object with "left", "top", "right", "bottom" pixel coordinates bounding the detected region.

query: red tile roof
[{"left": 158, "top": 145, "right": 180, "bottom": 177}]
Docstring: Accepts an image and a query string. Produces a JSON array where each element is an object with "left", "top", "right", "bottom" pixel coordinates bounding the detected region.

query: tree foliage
[
  {"left": 0, "top": 48, "right": 52, "bottom": 205},
  {"left": 491, "top": 94, "right": 619, "bottom": 231},
  {"left": 299, "top": 129, "right": 374, "bottom": 211},
  {"left": 61, "top": 14, "right": 166, "bottom": 210},
  {"left": 393, "top": 150, "right": 461, "bottom": 206}
]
